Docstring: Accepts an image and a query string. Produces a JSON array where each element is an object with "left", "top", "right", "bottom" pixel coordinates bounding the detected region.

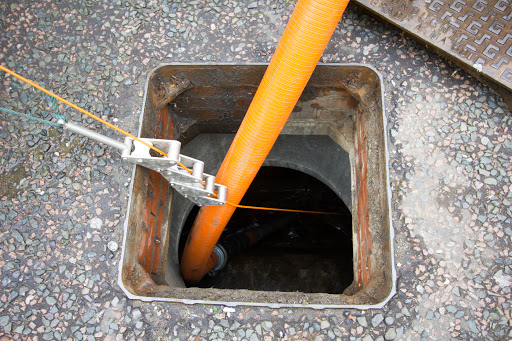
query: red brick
[
  {"left": 236, "top": 98, "right": 252, "bottom": 108},
  {"left": 149, "top": 171, "right": 161, "bottom": 216},
  {"left": 143, "top": 191, "right": 152, "bottom": 224},
  {"left": 167, "top": 114, "right": 174, "bottom": 139},
  {"left": 138, "top": 193, "right": 153, "bottom": 267},
  {"left": 159, "top": 178, "right": 168, "bottom": 205},
  {"left": 138, "top": 228, "right": 148, "bottom": 266},
  {"left": 152, "top": 242, "right": 161, "bottom": 275},
  {"left": 156, "top": 207, "right": 165, "bottom": 240},
  {"left": 336, "top": 97, "right": 357, "bottom": 109},
  {"left": 144, "top": 215, "right": 157, "bottom": 273},
  {"left": 189, "top": 87, "right": 216, "bottom": 95},
  {"left": 160, "top": 106, "right": 168, "bottom": 139}
]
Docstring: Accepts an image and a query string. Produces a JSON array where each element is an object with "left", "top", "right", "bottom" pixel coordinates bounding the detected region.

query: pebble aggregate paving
[{"left": 0, "top": 1, "right": 511, "bottom": 340}]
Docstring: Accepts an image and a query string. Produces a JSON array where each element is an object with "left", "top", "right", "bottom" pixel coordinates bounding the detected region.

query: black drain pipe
[{"left": 209, "top": 214, "right": 298, "bottom": 274}]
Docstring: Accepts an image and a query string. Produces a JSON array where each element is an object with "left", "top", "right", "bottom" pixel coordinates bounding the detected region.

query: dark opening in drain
[{"left": 179, "top": 166, "right": 353, "bottom": 294}]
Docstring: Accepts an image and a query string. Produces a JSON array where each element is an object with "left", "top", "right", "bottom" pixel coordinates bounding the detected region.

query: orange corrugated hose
[{"left": 180, "top": 0, "right": 350, "bottom": 283}]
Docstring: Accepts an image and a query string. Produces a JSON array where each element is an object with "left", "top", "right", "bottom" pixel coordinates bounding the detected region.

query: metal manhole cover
[{"left": 355, "top": 0, "right": 512, "bottom": 93}]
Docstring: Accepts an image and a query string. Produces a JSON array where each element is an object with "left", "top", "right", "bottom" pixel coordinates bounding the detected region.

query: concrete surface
[{"left": 0, "top": 0, "right": 511, "bottom": 340}]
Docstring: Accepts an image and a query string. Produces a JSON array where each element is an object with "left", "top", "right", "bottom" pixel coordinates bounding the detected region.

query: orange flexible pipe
[{"left": 181, "top": 0, "right": 350, "bottom": 283}]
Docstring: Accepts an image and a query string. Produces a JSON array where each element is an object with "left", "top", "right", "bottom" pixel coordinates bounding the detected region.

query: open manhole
[{"left": 119, "top": 64, "right": 396, "bottom": 308}]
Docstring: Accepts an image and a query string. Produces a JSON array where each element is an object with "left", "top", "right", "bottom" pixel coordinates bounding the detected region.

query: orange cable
[
  {"left": 226, "top": 201, "right": 343, "bottom": 215},
  {"left": 0, "top": 64, "right": 169, "bottom": 158},
  {"left": 0, "top": 65, "right": 197, "bottom": 174}
]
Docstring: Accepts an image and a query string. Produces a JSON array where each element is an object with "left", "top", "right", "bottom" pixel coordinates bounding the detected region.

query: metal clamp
[
  {"left": 60, "top": 119, "right": 227, "bottom": 206},
  {"left": 121, "top": 137, "right": 181, "bottom": 171},
  {"left": 121, "top": 137, "right": 227, "bottom": 206},
  {"left": 171, "top": 179, "right": 227, "bottom": 207}
]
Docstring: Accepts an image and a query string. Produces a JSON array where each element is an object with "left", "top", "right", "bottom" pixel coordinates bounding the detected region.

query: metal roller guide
[{"left": 60, "top": 119, "right": 227, "bottom": 206}]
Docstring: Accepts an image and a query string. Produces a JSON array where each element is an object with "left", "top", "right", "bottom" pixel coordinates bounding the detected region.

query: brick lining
[
  {"left": 355, "top": 107, "right": 371, "bottom": 288},
  {"left": 138, "top": 106, "right": 172, "bottom": 280}
]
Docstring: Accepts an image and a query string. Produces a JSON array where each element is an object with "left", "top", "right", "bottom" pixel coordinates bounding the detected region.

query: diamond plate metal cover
[{"left": 355, "top": 0, "right": 512, "bottom": 92}]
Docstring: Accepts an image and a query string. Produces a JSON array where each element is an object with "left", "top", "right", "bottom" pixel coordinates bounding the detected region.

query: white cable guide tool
[{"left": 58, "top": 119, "right": 227, "bottom": 207}]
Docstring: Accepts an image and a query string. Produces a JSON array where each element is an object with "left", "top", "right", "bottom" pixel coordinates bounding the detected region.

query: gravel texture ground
[{"left": 1, "top": 0, "right": 511, "bottom": 340}]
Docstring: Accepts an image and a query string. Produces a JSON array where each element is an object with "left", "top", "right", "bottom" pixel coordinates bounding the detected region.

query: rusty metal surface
[{"left": 354, "top": 0, "right": 512, "bottom": 92}]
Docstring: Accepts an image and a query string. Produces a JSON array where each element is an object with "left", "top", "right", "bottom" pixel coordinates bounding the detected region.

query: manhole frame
[{"left": 118, "top": 63, "right": 396, "bottom": 309}]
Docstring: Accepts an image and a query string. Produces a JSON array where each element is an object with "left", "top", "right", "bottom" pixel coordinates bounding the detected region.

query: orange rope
[
  {"left": 1, "top": 65, "right": 339, "bottom": 215},
  {"left": 226, "top": 201, "right": 343, "bottom": 215},
  {"left": 0, "top": 64, "right": 170, "bottom": 158}
]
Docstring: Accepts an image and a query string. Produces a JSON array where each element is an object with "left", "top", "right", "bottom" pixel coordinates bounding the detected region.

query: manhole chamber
[{"left": 119, "top": 64, "right": 396, "bottom": 308}]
